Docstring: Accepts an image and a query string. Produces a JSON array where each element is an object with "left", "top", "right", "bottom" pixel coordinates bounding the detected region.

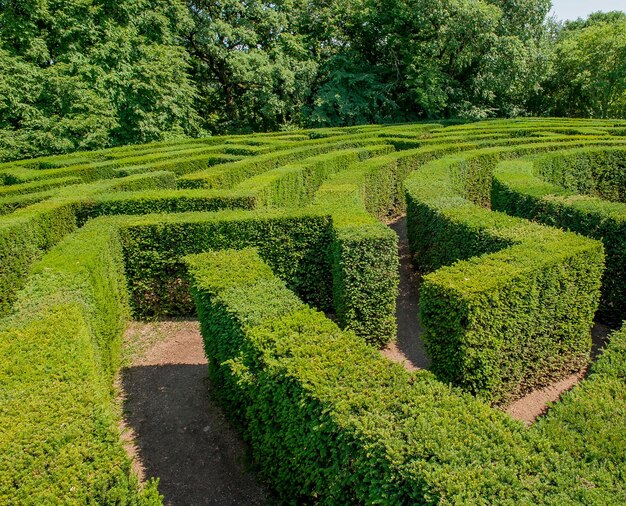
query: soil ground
[
  {"left": 381, "top": 217, "right": 430, "bottom": 370},
  {"left": 118, "top": 215, "right": 612, "bottom": 502},
  {"left": 119, "top": 320, "right": 268, "bottom": 506}
]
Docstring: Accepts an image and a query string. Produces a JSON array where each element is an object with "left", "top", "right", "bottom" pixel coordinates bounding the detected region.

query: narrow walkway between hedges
[
  {"left": 382, "top": 216, "right": 430, "bottom": 370},
  {"left": 118, "top": 321, "right": 268, "bottom": 506}
]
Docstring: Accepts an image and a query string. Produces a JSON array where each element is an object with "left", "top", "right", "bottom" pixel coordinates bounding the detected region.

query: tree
[
  {"left": 538, "top": 13, "right": 626, "bottom": 118},
  {"left": 184, "top": 0, "right": 325, "bottom": 133},
  {"left": 304, "top": 0, "right": 552, "bottom": 125},
  {"left": 0, "top": 0, "right": 200, "bottom": 161}
]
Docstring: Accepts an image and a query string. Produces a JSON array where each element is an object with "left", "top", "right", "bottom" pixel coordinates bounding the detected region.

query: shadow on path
[{"left": 121, "top": 322, "right": 267, "bottom": 506}]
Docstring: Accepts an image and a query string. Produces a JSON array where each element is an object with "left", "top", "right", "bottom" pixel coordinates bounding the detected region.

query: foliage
[
  {"left": 0, "top": 0, "right": 200, "bottom": 161},
  {"left": 0, "top": 220, "right": 161, "bottom": 504},
  {"left": 535, "top": 13, "right": 626, "bottom": 118},
  {"left": 2, "top": 2, "right": 626, "bottom": 159},
  {"left": 183, "top": 0, "right": 322, "bottom": 133},
  {"left": 405, "top": 149, "right": 604, "bottom": 403},
  {"left": 185, "top": 247, "right": 626, "bottom": 504},
  {"left": 535, "top": 322, "right": 626, "bottom": 494},
  {"left": 493, "top": 148, "right": 626, "bottom": 325},
  {"left": 120, "top": 210, "right": 335, "bottom": 317},
  {"left": 305, "top": 0, "right": 552, "bottom": 123},
  {"left": 1, "top": 119, "right": 626, "bottom": 503}
]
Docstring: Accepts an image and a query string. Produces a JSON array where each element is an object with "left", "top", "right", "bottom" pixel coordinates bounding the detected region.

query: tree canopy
[
  {"left": 537, "top": 11, "right": 626, "bottom": 118},
  {"left": 0, "top": 0, "right": 199, "bottom": 160},
  {"left": 0, "top": 1, "right": 625, "bottom": 161}
]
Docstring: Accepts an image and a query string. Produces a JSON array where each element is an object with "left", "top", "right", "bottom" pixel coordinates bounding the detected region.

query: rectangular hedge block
[{"left": 406, "top": 152, "right": 605, "bottom": 404}]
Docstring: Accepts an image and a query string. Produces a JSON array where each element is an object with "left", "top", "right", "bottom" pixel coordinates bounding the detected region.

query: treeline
[{"left": 0, "top": 1, "right": 625, "bottom": 161}]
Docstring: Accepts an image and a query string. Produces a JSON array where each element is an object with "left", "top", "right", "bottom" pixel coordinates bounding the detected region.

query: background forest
[{"left": 1, "top": 0, "right": 625, "bottom": 161}]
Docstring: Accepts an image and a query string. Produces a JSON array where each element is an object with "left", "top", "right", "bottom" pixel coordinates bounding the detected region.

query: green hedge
[
  {"left": 183, "top": 248, "right": 524, "bottom": 504},
  {"left": 493, "top": 150, "right": 626, "bottom": 326},
  {"left": 535, "top": 322, "right": 626, "bottom": 498},
  {"left": 312, "top": 176, "right": 399, "bottom": 347},
  {"left": 185, "top": 248, "right": 625, "bottom": 504},
  {"left": 78, "top": 189, "right": 258, "bottom": 223},
  {"left": 0, "top": 134, "right": 294, "bottom": 184},
  {"left": 0, "top": 189, "right": 62, "bottom": 215},
  {"left": 0, "top": 150, "right": 245, "bottom": 185},
  {"left": 3, "top": 119, "right": 626, "bottom": 503},
  {"left": 319, "top": 134, "right": 625, "bottom": 221},
  {"left": 0, "top": 176, "right": 82, "bottom": 197},
  {"left": 0, "top": 219, "right": 161, "bottom": 504},
  {"left": 301, "top": 135, "right": 600, "bottom": 346},
  {"left": 534, "top": 147, "right": 626, "bottom": 203},
  {"left": 113, "top": 154, "right": 243, "bottom": 178},
  {"left": 177, "top": 136, "right": 394, "bottom": 189},
  {"left": 304, "top": 136, "right": 610, "bottom": 348},
  {"left": 116, "top": 202, "right": 398, "bottom": 348},
  {"left": 0, "top": 200, "right": 78, "bottom": 316},
  {"left": 118, "top": 210, "right": 334, "bottom": 317},
  {"left": 234, "top": 144, "right": 395, "bottom": 208},
  {"left": 0, "top": 171, "right": 178, "bottom": 317},
  {"left": 405, "top": 151, "right": 604, "bottom": 403}
]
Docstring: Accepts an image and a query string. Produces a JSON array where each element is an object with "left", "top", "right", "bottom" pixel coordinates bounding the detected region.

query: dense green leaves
[
  {"left": 0, "top": 0, "right": 199, "bottom": 161},
  {"left": 1, "top": 1, "right": 625, "bottom": 159},
  {"left": 305, "top": 0, "right": 552, "bottom": 122},
  {"left": 493, "top": 148, "right": 626, "bottom": 325},
  {"left": 0, "top": 220, "right": 161, "bottom": 504},
  {"left": 1, "top": 118, "right": 626, "bottom": 503},
  {"left": 533, "top": 12, "right": 626, "bottom": 118},
  {"left": 404, "top": 146, "right": 605, "bottom": 403},
  {"left": 184, "top": 0, "right": 321, "bottom": 133},
  {"left": 185, "top": 247, "right": 626, "bottom": 503}
]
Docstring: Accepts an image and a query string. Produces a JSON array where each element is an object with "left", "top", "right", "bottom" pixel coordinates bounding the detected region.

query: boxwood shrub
[
  {"left": 493, "top": 148, "right": 626, "bottom": 325},
  {"left": 185, "top": 248, "right": 626, "bottom": 504},
  {"left": 405, "top": 150, "right": 605, "bottom": 403},
  {"left": 0, "top": 219, "right": 161, "bottom": 504}
]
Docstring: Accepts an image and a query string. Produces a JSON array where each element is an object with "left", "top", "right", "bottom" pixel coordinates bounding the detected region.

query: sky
[{"left": 550, "top": 0, "right": 626, "bottom": 21}]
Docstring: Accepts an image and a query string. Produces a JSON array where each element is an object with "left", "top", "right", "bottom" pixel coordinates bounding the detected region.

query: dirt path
[
  {"left": 119, "top": 320, "right": 268, "bottom": 506},
  {"left": 381, "top": 217, "right": 430, "bottom": 370}
]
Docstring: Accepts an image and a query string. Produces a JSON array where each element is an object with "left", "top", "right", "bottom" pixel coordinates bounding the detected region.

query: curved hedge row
[
  {"left": 185, "top": 247, "right": 626, "bottom": 504},
  {"left": 493, "top": 147, "right": 626, "bottom": 325},
  {"left": 0, "top": 118, "right": 625, "bottom": 503},
  {"left": 404, "top": 144, "right": 610, "bottom": 403}
]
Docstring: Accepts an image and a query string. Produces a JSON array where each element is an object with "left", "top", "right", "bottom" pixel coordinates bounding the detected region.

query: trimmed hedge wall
[
  {"left": 0, "top": 200, "right": 78, "bottom": 316},
  {"left": 535, "top": 322, "right": 626, "bottom": 498},
  {"left": 184, "top": 248, "right": 527, "bottom": 504},
  {"left": 307, "top": 136, "right": 623, "bottom": 349},
  {"left": 234, "top": 144, "right": 395, "bottom": 208},
  {"left": 0, "top": 171, "right": 178, "bottom": 316},
  {"left": 0, "top": 189, "right": 62, "bottom": 215},
  {"left": 0, "top": 219, "right": 161, "bottom": 504},
  {"left": 493, "top": 149, "right": 626, "bottom": 325},
  {"left": 0, "top": 175, "right": 82, "bottom": 197},
  {"left": 177, "top": 136, "right": 396, "bottom": 189},
  {"left": 118, "top": 210, "right": 335, "bottom": 317},
  {"left": 405, "top": 150, "right": 605, "bottom": 403},
  {"left": 534, "top": 147, "right": 626, "bottom": 203},
  {"left": 312, "top": 171, "right": 399, "bottom": 347},
  {"left": 185, "top": 248, "right": 626, "bottom": 504}
]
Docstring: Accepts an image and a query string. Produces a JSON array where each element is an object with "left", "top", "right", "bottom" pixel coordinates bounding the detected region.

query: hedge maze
[{"left": 1, "top": 119, "right": 625, "bottom": 504}]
